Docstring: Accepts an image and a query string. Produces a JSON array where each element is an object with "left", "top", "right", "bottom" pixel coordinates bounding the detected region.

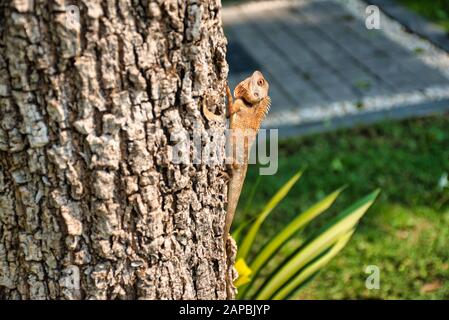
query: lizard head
[{"left": 234, "top": 70, "right": 269, "bottom": 104}]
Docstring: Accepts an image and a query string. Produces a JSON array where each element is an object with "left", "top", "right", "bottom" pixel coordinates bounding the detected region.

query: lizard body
[
  {"left": 204, "top": 71, "right": 270, "bottom": 240},
  {"left": 203, "top": 71, "right": 270, "bottom": 289},
  {"left": 222, "top": 72, "right": 271, "bottom": 241}
]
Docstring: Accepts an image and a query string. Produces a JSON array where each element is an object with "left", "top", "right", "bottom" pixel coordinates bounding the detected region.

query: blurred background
[{"left": 224, "top": 0, "right": 449, "bottom": 299}]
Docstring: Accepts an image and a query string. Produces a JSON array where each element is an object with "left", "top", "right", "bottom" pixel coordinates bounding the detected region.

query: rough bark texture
[{"left": 0, "top": 0, "right": 232, "bottom": 299}]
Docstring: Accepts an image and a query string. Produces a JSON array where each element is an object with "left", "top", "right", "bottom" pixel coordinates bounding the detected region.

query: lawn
[
  {"left": 396, "top": 0, "right": 449, "bottom": 31},
  {"left": 237, "top": 114, "right": 449, "bottom": 299}
]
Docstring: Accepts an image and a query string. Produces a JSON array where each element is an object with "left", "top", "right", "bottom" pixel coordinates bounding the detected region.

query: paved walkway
[{"left": 223, "top": 0, "right": 449, "bottom": 135}]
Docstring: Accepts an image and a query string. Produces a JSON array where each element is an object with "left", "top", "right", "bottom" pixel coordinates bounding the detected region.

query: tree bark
[{"left": 0, "top": 0, "right": 232, "bottom": 299}]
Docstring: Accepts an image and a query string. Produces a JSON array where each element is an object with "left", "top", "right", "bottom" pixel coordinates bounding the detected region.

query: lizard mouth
[
  {"left": 244, "top": 93, "right": 263, "bottom": 105},
  {"left": 243, "top": 98, "right": 256, "bottom": 106}
]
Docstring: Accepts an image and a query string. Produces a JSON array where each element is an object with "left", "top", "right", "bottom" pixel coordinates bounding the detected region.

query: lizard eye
[{"left": 257, "top": 79, "right": 264, "bottom": 86}]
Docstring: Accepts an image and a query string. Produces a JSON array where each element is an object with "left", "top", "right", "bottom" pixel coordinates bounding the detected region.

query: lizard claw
[{"left": 225, "top": 83, "right": 232, "bottom": 97}]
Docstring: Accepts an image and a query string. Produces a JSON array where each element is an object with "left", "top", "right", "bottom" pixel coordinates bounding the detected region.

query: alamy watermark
[
  {"left": 365, "top": 265, "right": 380, "bottom": 289},
  {"left": 170, "top": 128, "right": 279, "bottom": 175},
  {"left": 365, "top": 5, "right": 381, "bottom": 30},
  {"left": 65, "top": 5, "right": 80, "bottom": 30}
]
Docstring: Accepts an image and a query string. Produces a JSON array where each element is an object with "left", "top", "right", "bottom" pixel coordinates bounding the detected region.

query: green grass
[
  {"left": 397, "top": 0, "right": 449, "bottom": 31},
  {"left": 237, "top": 115, "right": 449, "bottom": 299}
]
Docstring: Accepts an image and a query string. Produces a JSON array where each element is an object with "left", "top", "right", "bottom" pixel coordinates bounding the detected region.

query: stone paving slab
[
  {"left": 367, "top": 0, "right": 449, "bottom": 53},
  {"left": 222, "top": 0, "right": 449, "bottom": 132}
]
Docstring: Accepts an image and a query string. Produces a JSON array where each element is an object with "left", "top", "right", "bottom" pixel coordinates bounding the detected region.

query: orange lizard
[{"left": 203, "top": 71, "right": 270, "bottom": 295}]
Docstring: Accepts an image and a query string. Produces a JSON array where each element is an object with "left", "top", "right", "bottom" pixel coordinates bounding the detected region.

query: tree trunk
[{"left": 0, "top": 0, "right": 232, "bottom": 299}]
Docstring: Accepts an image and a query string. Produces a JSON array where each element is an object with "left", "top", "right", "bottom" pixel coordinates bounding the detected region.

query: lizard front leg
[{"left": 226, "top": 84, "right": 240, "bottom": 117}]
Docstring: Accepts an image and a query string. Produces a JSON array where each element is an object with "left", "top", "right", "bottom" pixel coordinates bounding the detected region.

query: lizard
[{"left": 202, "top": 70, "right": 271, "bottom": 296}]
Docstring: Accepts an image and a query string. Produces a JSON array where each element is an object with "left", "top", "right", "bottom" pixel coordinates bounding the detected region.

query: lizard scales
[
  {"left": 203, "top": 70, "right": 270, "bottom": 298},
  {"left": 203, "top": 70, "right": 271, "bottom": 241}
]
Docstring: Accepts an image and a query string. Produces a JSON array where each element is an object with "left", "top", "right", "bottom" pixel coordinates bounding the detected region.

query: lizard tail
[{"left": 224, "top": 165, "right": 248, "bottom": 239}]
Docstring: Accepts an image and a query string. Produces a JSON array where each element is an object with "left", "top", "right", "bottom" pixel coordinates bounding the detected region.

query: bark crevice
[{"left": 0, "top": 0, "right": 231, "bottom": 300}]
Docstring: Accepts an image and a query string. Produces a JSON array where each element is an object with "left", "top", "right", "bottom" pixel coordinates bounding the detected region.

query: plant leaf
[
  {"left": 232, "top": 215, "right": 256, "bottom": 245},
  {"left": 238, "top": 187, "right": 344, "bottom": 299},
  {"left": 238, "top": 170, "right": 303, "bottom": 260},
  {"left": 254, "top": 190, "right": 379, "bottom": 299},
  {"left": 272, "top": 229, "right": 354, "bottom": 300},
  {"left": 250, "top": 187, "right": 345, "bottom": 275},
  {"left": 234, "top": 258, "right": 252, "bottom": 287}
]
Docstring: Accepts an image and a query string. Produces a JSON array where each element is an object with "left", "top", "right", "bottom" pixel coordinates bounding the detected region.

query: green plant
[
  {"left": 398, "top": 0, "right": 449, "bottom": 31},
  {"left": 234, "top": 170, "right": 379, "bottom": 300}
]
